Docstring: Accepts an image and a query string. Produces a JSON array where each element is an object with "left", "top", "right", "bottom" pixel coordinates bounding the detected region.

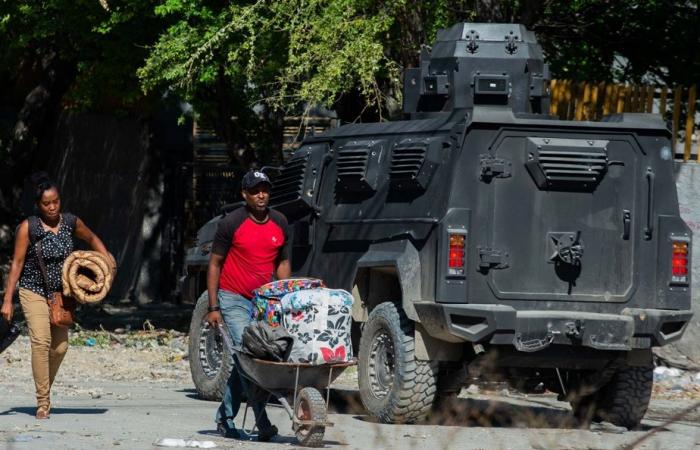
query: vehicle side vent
[
  {"left": 271, "top": 157, "right": 306, "bottom": 204},
  {"left": 389, "top": 137, "right": 441, "bottom": 192},
  {"left": 525, "top": 137, "right": 609, "bottom": 191},
  {"left": 336, "top": 140, "right": 385, "bottom": 193},
  {"left": 270, "top": 143, "right": 327, "bottom": 216}
]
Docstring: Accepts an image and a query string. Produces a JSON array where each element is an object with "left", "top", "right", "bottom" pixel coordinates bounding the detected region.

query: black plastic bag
[
  {"left": 241, "top": 322, "right": 294, "bottom": 362},
  {"left": 0, "top": 317, "right": 20, "bottom": 354}
]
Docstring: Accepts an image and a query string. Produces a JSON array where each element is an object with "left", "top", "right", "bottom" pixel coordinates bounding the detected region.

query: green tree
[
  {"left": 536, "top": 1, "right": 700, "bottom": 85},
  {"left": 0, "top": 0, "right": 164, "bottom": 221},
  {"left": 2, "top": 0, "right": 697, "bottom": 187}
]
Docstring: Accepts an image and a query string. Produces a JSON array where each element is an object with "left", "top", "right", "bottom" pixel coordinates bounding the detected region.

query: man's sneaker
[
  {"left": 257, "top": 424, "right": 278, "bottom": 442},
  {"left": 216, "top": 422, "right": 241, "bottom": 439}
]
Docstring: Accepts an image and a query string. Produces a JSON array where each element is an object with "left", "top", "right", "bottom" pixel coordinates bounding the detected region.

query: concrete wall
[{"left": 657, "top": 163, "right": 700, "bottom": 368}]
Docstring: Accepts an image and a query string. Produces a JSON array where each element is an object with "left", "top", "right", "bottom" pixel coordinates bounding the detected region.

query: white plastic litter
[
  {"left": 153, "top": 439, "right": 217, "bottom": 448},
  {"left": 653, "top": 366, "right": 683, "bottom": 380}
]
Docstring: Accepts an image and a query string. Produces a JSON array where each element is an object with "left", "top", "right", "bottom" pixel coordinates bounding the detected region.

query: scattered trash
[
  {"left": 652, "top": 366, "right": 700, "bottom": 399},
  {"left": 465, "top": 384, "right": 480, "bottom": 395},
  {"left": 153, "top": 438, "right": 217, "bottom": 448},
  {"left": 10, "top": 435, "right": 35, "bottom": 442},
  {"left": 85, "top": 337, "right": 97, "bottom": 347},
  {"left": 654, "top": 366, "right": 683, "bottom": 381}
]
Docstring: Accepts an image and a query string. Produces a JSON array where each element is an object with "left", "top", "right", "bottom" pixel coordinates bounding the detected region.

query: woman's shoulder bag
[{"left": 29, "top": 216, "right": 77, "bottom": 328}]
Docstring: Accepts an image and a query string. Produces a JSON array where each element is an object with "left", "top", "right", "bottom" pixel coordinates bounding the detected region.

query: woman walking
[{"left": 0, "top": 173, "right": 111, "bottom": 419}]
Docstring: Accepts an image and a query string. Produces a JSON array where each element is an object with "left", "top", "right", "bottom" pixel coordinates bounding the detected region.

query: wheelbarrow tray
[{"left": 235, "top": 351, "right": 355, "bottom": 391}]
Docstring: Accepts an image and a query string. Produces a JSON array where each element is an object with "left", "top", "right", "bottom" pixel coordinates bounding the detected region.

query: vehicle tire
[
  {"left": 570, "top": 365, "right": 653, "bottom": 429},
  {"left": 188, "top": 292, "right": 233, "bottom": 401},
  {"left": 358, "top": 302, "right": 438, "bottom": 424},
  {"left": 593, "top": 364, "right": 653, "bottom": 429},
  {"left": 294, "top": 387, "right": 326, "bottom": 447}
]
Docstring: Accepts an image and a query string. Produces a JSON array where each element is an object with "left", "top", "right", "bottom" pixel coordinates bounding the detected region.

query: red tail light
[
  {"left": 448, "top": 233, "right": 466, "bottom": 275},
  {"left": 671, "top": 241, "right": 689, "bottom": 285}
]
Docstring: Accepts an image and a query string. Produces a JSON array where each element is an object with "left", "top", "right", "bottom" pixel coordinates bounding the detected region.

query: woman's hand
[{"left": 1, "top": 298, "right": 13, "bottom": 323}]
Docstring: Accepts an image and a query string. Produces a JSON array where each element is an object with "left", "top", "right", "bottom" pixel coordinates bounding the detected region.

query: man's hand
[
  {"left": 205, "top": 310, "right": 223, "bottom": 328},
  {"left": 1, "top": 299, "right": 13, "bottom": 323}
]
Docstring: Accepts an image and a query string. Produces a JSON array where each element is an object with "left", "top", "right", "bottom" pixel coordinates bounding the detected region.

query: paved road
[{"left": 1, "top": 381, "right": 699, "bottom": 450}]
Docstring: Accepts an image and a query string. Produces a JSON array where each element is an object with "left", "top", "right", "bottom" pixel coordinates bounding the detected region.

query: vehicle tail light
[
  {"left": 448, "top": 233, "right": 465, "bottom": 276},
  {"left": 671, "top": 240, "right": 689, "bottom": 285}
]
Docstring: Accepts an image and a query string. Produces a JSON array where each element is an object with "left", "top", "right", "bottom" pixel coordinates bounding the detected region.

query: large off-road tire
[
  {"left": 570, "top": 365, "right": 653, "bottom": 429},
  {"left": 594, "top": 364, "right": 653, "bottom": 429},
  {"left": 188, "top": 292, "right": 233, "bottom": 401},
  {"left": 358, "top": 302, "right": 438, "bottom": 424},
  {"left": 294, "top": 387, "right": 327, "bottom": 447}
]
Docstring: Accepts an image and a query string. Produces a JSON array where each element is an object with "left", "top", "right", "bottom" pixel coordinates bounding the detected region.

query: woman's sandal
[{"left": 35, "top": 405, "right": 50, "bottom": 419}]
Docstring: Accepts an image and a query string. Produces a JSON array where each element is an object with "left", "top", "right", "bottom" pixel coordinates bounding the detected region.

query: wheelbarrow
[{"left": 233, "top": 349, "right": 355, "bottom": 447}]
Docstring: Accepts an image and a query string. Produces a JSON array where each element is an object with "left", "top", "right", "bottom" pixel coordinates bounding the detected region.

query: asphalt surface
[{"left": 1, "top": 381, "right": 699, "bottom": 450}]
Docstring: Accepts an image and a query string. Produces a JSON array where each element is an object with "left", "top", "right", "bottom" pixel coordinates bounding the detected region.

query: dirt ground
[{"left": 1, "top": 331, "right": 699, "bottom": 450}]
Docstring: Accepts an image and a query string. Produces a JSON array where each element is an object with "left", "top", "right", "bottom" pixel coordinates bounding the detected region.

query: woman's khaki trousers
[{"left": 19, "top": 288, "right": 69, "bottom": 408}]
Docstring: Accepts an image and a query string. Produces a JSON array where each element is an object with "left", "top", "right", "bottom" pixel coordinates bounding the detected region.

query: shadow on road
[
  {"left": 0, "top": 407, "right": 109, "bottom": 416},
  {"left": 325, "top": 389, "right": 659, "bottom": 431},
  {"left": 178, "top": 387, "right": 660, "bottom": 432}
]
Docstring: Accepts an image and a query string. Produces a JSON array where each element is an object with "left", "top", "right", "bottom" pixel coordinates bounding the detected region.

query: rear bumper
[{"left": 414, "top": 303, "right": 693, "bottom": 351}]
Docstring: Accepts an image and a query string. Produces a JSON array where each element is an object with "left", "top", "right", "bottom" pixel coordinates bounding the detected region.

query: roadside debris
[
  {"left": 653, "top": 366, "right": 700, "bottom": 399},
  {"left": 153, "top": 438, "right": 217, "bottom": 448},
  {"left": 589, "top": 421, "right": 627, "bottom": 434},
  {"left": 1, "top": 329, "right": 190, "bottom": 397}
]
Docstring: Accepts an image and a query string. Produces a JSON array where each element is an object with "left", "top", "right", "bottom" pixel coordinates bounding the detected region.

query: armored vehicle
[{"left": 185, "top": 23, "right": 693, "bottom": 428}]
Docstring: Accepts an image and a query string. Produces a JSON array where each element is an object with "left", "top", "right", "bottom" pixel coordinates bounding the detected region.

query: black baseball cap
[{"left": 241, "top": 170, "right": 271, "bottom": 191}]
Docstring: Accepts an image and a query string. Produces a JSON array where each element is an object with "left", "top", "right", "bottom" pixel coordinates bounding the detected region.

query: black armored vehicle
[{"left": 185, "top": 23, "right": 693, "bottom": 428}]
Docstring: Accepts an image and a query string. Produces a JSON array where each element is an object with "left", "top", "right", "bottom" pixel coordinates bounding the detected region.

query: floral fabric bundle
[
  {"left": 281, "top": 288, "right": 354, "bottom": 364},
  {"left": 252, "top": 278, "right": 325, "bottom": 327},
  {"left": 280, "top": 288, "right": 353, "bottom": 313}
]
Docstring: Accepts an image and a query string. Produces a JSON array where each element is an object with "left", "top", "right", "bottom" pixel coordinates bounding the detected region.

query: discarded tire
[
  {"left": 294, "top": 387, "right": 326, "bottom": 447},
  {"left": 358, "top": 302, "right": 438, "bottom": 423},
  {"left": 188, "top": 292, "right": 233, "bottom": 401}
]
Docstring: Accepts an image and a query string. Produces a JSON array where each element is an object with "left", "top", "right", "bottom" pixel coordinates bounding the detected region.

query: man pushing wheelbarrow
[
  {"left": 204, "top": 170, "right": 290, "bottom": 442},
  {"left": 204, "top": 169, "right": 356, "bottom": 446}
]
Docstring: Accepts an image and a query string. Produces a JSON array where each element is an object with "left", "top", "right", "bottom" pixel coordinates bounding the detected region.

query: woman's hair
[{"left": 30, "top": 172, "right": 59, "bottom": 203}]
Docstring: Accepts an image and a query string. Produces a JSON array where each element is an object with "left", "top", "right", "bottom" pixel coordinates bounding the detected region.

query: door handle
[
  {"left": 622, "top": 209, "right": 631, "bottom": 240},
  {"left": 644, "top": 168, "right": 655, "bottom": 240}
]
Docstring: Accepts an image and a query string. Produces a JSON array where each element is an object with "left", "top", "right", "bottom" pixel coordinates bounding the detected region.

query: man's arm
[
  {"left": 276, "top": 259, "right": 291, "bottom": 280},
  {"left": 205, "top": 211, "right": 239, "bottom": 327},
  {"left": 204, "top": 252, "right": 226, "bottom": 327}
]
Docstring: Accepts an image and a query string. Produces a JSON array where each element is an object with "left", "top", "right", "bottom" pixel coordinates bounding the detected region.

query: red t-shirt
[{"left": 211, "top": 207, "right": 289, "bottom": 299}]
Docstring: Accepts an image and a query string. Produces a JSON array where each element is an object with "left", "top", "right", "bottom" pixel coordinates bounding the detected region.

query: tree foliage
[
  {"left": 1, "top": 0, "right": 698, "bottom": 174},
  {"left": 0, "top": 0, "right": 172, "bottom": 233}
]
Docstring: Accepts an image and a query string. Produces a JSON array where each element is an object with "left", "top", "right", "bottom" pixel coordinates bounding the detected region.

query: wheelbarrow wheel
[{"left": 294, "top": 387, "right": 326, "bottom": 447}]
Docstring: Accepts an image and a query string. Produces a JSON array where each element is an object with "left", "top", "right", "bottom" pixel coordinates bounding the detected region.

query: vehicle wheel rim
[
  {"left": 199, "top": 321, "right": 223, "bottom": 378},
  {"left": 368, "top": 330, "right": 395, "bottom": 399}
]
